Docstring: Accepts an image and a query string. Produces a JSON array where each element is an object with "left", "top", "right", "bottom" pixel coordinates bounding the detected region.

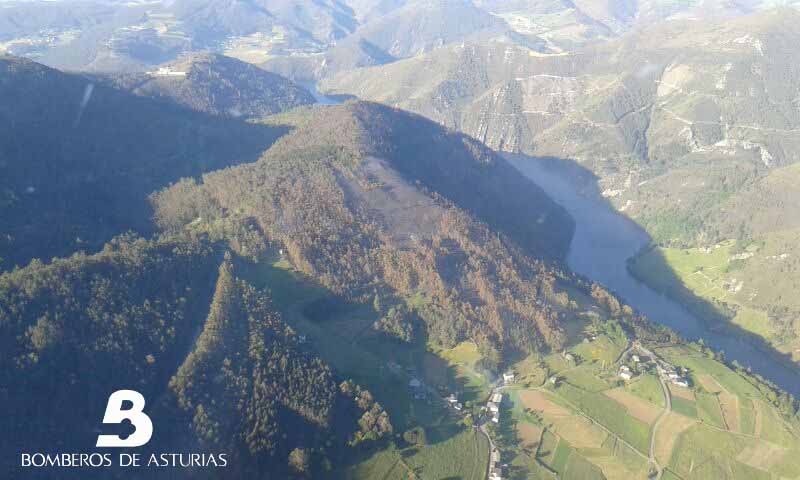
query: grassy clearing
[
  {"left": 656, "top": 347, "right": 760, "bottom": 398},
  {"left": 402, "top": 427, "right": 489, "bottom": 480},
  {"left": 626, "top": 374, "right": 666, "bottom": 408},
  {"left": 739, "top": 398, "right": 756, "bottom": 435},
  {"left": 430, "top": 341, "right": 490, "bottom": 401},
  {"left": 653, "top": 412, "right": 697, "bottom": 466},
  {"left": 562, "top": 450, "right": 605, "bottom": 480},
  {"left": 337, "top": 447, "right": 407, "bottom": 480},
  {"left": 255, "top": 260, "right": 491, "bottom": 480},
  {"left": 553, "top": 382, "right": 651, "bottom": 453},
  {"left": 695, "top": 392, "right": 726, "bottom": 429},
  {"left": 627, "top": 238, "right": 797, "bottom": 354},
  {"left": 756, "top": 399, "right": 796, "bottom": 447},
  {"left": 551, "top": 415, "right": 608, "bottom": 448},
  {"left": 537, "top": 429, "right": 560, "bottom": 466},
  {"left": 573, "top": 334, "right": 626, "bottom": 366},
  {"left": 339, "top": 427, "right": 488, "bottom": 480},
  {"left": 605, "top": 388, "right": 662, "bottom": 424},
  {"left": 512, "top": 354, "right": 548, "bottom": 387},
  {"left": 582, "top": 435, "right": 649, "bottom": 480},
  {"left": 517, "top": 389, "right": 572, "bottom": 417},
  {"left": 667, "top": 423, "right": 780, "bottom": 480},
  {"left": 560, "top": 364, "right": 613, "bottom": 392},
  {"left": 551, "top": 439, "right": 573, "bottom": 473},
  {"left": 670, "top": 395, "right": 698, "bottom": 418}
]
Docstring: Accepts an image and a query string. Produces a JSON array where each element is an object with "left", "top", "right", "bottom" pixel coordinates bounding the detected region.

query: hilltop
[
  {"left": 151, "top": 101, "right": 594, "bottom": 359},
  {"left": 320, "top": 8, "right": 800, "bottom": 360},
  {"left": 0, "top": 55, "right": 286, "bottom": 270},
  {"left": 100, "top": 53, "right": 315, "bottom": 118}
]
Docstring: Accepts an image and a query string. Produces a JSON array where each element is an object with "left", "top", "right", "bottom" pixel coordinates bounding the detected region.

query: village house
[
  {"left": 619, "top": 365, "right": 633, "bottom": 380},
  {"left": 488, "top": 402, "right": 499, "bottom": 414},
  {"left": 146, "top": 66, "right": 187, "bottom": 77},
  {"left": 491, "top": 392, "right": 503, "bottom": 404},
  {"left": 503, "top": 372, "right": 515, "bottom": 384},
  {"left": 453, "top": 402, "right": 463, "bottom": 411}
]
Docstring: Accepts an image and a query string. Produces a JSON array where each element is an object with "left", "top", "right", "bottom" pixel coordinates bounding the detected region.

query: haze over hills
[
  {"left": 98, "top": 53, "right": 315, "bottom": 118},
  {"left": 320, "top": 8, "right": 800, "bottom": 361},
  {"left": 3, "top": 2, "right": 800, "bottom": 479},
  {"left": 0, "top": 54, "right": 293, "bottom": 270},
  {"left": 0, "top": 56, "right": 700, "bottom": 479},
  {"left": 5, "top": 0, "right": 800, "bottom": 74}
]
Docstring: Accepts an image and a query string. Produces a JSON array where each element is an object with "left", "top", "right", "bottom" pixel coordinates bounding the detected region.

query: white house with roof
[
  {"left": 503, "top": 372, "right": 515, "bottom": 384},
  {"left": 146, "top": 66, "right": 187, "bottom": 77}
]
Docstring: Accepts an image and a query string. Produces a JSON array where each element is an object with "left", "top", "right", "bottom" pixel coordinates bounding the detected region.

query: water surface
[{"left": 509, "top": 155, "right": 800, "bottom": 396}]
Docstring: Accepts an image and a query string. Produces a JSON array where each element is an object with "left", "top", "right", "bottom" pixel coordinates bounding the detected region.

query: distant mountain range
[
  {"left": 320, "top": 7, "right": 800, "bottom": 365},
  {"left": 5, "top": 0, "right": 799, "bottom": 74},
  {"left": 97, "top": 53, "right": 315, "bottom": 118}
]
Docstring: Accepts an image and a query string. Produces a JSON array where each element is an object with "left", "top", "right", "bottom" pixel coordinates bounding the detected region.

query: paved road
[{"left": 649, "top": 363, "right": 672, "bottom": 479}]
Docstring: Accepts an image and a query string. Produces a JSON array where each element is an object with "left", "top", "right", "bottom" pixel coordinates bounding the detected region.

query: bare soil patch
[
  {"left": 551, "top": 416, "right": 607, "bottom": 448},
  {"left": 604, "top": 388, "right": 662, "bottom": 425},
  {"left": 736, "top": 441, "right": 787, "bottom": 471},
  {"left": 669, "top": 384, "right": 695, "bottom": 401},
  {"left": 519, "top": 390, "right": 571, "bottom": 417},
  {"left": 517, "top": 421, "right": 543, "bottom": 450},
  {"left": 718, "top": 391, "right": 740, "bottom": 432},
  {"left": 653, "top": 412, "right": 697, "bottom": 465}
]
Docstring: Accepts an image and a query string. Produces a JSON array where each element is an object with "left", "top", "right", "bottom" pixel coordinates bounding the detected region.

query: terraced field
[{"left": 501, "top": 336, "right": 800, "bottom": 480}]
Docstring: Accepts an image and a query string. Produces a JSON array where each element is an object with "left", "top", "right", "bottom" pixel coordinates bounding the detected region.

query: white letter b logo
[{"left": 96, "top": 390, "right": 153, "bottom": 447}]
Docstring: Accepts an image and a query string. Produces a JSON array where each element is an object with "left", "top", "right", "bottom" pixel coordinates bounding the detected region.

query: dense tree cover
[
  {"left": 169, "top": 257, "right": 391, "bottom": 476},
  {"left": 151, "top": 102, "right": 663, "bottom": 363},
  {"left": 0, "top": 237, "right": 390, "bottom": 478},
  {"left": 0, "top": 233, "right": 222, "bottom": 456},
  {"left": 0, "top": 55, "right": 286, "bottom": 271}
]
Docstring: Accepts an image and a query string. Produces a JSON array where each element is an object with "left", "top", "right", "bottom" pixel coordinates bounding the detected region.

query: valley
[
  {"left": 2, "top": 1, "right": 800, "bottom": 477},
  {"left": 510, "top": 155, "right": 800, "bottom": 397}
]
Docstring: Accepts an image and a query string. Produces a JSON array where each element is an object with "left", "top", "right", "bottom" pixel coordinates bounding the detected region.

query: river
[{"left": 508, "top": 155, "right": 800, "bottom": 396}]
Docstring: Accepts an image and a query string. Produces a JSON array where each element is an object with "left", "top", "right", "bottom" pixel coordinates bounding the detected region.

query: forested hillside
[
  {"left": 2, "top": 55, "right": 799, "bottom": 479},
  {"left": 0, "top": 55, "right": 285, "bottom": 271},
  {"left": 320, "top": 9, "right": 800, "bottom": 361},
  {"left": 0, "top": 234, "right": 391, "bottom": 478},
  {"left": 151, "top": 101, "right": 662, "bottom": 364}
]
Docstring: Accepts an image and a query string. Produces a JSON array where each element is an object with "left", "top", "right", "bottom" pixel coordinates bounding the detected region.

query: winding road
[{"left": 649, "top": 374, "right": 672, "bottom": 480}]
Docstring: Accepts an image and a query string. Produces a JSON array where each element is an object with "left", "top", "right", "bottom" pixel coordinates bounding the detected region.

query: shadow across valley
[
  {"left": 0, "top": 56, "right": 291, "bottom": 271},
  {"left": 507, "top": 153, "right": 800, "bottom": 397}
]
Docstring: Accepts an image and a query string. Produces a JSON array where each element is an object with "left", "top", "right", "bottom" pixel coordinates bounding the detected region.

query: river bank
[{"left": 507, "top": 154, "right": 800, "bottom": 396}]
